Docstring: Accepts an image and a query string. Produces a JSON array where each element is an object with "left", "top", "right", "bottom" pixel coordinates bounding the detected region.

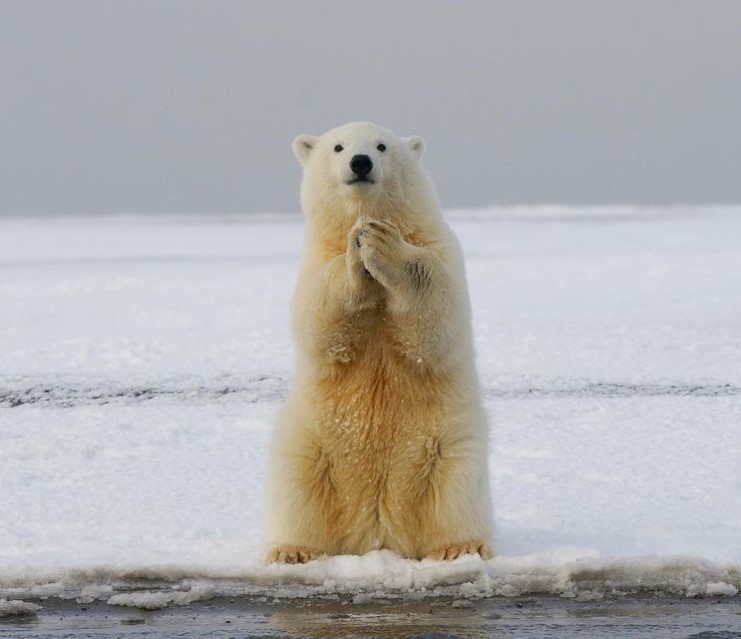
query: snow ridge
[
  {"left": 0, "top": 375, "right": 286, "bottom": 408},
  {"left": 485, "top": 381, "right": 741, "bottom": 399},
  {"left": 2, "top": 377, "right": 738, "bottom": 409}
]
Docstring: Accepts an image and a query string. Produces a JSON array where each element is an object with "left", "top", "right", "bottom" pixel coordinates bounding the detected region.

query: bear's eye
[
  {"left": 377, "top": 143, "right": 387, "bottom": 152},
  {"left": 334, "top": 144, "right": 343, "bottom": 153}
]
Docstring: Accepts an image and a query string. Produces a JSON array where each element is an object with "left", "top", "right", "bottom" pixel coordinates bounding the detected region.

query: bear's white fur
[{"left": 265, "top": 122, "right": 492, "bottom": 563}]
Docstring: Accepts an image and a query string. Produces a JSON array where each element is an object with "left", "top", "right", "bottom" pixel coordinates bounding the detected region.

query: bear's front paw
[
  {"left": 267, "top": 545, "right": 327, "bottom": 564},
  {"left": 355, "top": 219, "right": 408, "bottom": 284},
  {"left": 426, "top": 541, "right": 493, "bottom": 561},
  {"left": 357, "top": 219, "right": 404, "bottom": 254},
  {"left": 347, "top": 216, "right": 377, "bottom": 279}
]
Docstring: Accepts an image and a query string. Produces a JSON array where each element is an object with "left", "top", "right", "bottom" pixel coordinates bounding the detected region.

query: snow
[
  {"left": 1, "top": 206, "right": 740, "bottom": 607},
  {"left": 107, "top": 586, "right": 213, "bottom": 610},
  {"left": 0, "top": 599, "right": 41, "bottom": 617}
]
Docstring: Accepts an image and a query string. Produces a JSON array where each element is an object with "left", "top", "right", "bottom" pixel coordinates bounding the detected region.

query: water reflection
[{"left": 267, "top": 600, "right": 496, "bottom": 639}]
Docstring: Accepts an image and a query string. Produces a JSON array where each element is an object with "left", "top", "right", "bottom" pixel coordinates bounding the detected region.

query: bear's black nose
[{"left": 350, "top": 154, "right": 373, "bottom": 178}]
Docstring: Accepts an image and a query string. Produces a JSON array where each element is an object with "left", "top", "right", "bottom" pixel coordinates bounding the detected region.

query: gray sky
[{"left": 1, "top": 0, "right": 740, "bottom": 215}]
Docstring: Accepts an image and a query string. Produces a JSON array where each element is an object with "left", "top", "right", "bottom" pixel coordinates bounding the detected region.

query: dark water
[{"left": 1, "top": 596, "right": 740, "bottom": 639}]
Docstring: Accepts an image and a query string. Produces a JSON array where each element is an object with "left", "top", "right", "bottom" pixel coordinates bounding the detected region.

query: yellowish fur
[{"left": 265, "top": 122, "right": 492, "bottom": 561}]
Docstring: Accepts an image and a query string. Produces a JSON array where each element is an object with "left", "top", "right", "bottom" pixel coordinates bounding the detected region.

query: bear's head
[{"left": 292, "top": 122, "right": 431, "bottom": 230}]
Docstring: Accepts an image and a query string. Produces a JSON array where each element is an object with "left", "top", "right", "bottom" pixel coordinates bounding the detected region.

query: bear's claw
[
  {"left": 426, "top": 542, "right": 493, "bottom": 561},
  {"left": 267, "top": 546, "right": 327, "bottom": 564}
]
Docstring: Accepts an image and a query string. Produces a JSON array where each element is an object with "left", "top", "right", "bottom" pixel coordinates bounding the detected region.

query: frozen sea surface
[{"left": 1, "top": 207, "right": 740, "bottom": 615}]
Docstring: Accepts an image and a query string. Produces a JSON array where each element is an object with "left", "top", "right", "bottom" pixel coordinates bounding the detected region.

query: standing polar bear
[{"left": 266, "top": 122, "right": 492, "bottom": 563}]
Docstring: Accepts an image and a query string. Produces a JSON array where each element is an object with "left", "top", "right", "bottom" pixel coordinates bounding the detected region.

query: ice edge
[{"left": 2, "top": 552, "right": 739, "bottom": 609}]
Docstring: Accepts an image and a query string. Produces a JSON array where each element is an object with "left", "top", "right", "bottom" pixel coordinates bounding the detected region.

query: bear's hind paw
[
  {"left": 267, "top": 546, "right": 327, "bottom": 564},
  {"left": 426, "top": 541, "right": 493, "bottom": 561}
]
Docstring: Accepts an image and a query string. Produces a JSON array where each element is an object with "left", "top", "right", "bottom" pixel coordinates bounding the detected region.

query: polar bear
[{"left": 265, "top": 122, "right": 492, "bottom": 563}]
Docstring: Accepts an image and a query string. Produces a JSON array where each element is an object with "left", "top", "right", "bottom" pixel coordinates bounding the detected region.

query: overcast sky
[{"left": 1, "top": 0, "right": 740, "bottom": 215}]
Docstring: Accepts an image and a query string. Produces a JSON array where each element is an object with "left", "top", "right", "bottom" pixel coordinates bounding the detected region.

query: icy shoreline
[{"left": 2, "top": 551, "right": 739, "bottom": 610}]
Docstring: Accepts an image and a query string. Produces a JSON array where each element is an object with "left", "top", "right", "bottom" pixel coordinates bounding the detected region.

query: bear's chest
[
  {"left": 326, "top": 304, "right": 428, "bottom": 365},
  {"left": 316, "top": 338, "right": 447, "bottom": 437}
]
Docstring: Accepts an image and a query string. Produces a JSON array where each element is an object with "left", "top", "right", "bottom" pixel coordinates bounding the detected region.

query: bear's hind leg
[
  {"left": 265, "top": 416, "right": 341, "bottom": 563},
  {"left": 395, "top": 430, "right": 493, "bottom": 561}
]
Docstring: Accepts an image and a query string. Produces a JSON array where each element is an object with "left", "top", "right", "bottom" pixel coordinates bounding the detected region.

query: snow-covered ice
[
  {"left": 0, "top": 598, "right": 41, "bottom": 617},
  {"left": 1, "top": 207, "right": 740, "bottom": 607}
]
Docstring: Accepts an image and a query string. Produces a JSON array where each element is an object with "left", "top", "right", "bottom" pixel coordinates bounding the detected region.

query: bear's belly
[{"left": 310, "top": 345, "right": 452, "bottom": 555}]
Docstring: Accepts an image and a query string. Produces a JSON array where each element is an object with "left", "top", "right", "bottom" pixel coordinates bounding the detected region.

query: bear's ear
[
  {"left": 405, "top": 136, "right": 425, "bottom": 160},
  {"left": 292, "top": 134, "right": 318, "bottom": 165}
]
